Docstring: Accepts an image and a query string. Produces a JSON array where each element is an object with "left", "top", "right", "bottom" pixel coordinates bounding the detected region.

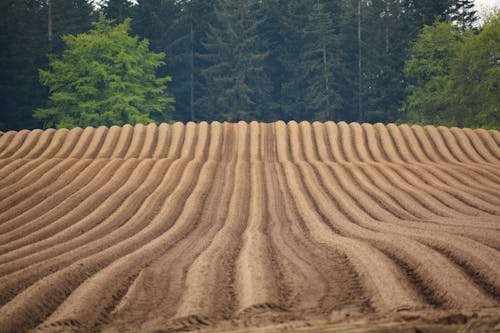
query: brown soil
[{"left": 0, "top": 121, "right": 499, "bottom": 333}]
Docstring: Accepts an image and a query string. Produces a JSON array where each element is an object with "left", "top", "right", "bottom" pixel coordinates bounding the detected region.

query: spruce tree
[
  {"left": 103, "top": 0, "right": 133, "bottom": 23},
  {"left": 300, "top": 1, "right": 340, "bottom": 121},
  {"left": 450, "top": 0, "right": 479, "bottom": 31},
  {"left": 199, "top": 0, "right": 272, "bottom": 122}
]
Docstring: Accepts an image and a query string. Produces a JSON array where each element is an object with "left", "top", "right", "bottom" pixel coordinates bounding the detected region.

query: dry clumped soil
[{"left": 0, "top": 121, "right": 499, "bottom": 333}]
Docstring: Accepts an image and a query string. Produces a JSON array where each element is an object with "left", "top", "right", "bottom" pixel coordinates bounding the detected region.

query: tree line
[{"left": 1, "top": 0, "right": 496, "bottom": 131}]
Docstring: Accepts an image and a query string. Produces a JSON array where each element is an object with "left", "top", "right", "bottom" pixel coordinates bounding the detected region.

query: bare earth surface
[{"left": 0, "top": 121, "right": 499, "bottom": 333}]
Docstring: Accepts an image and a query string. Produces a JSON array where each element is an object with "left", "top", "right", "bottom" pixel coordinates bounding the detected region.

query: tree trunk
[
  {"left": 48, "top": 0, "right": 52, "bottom": 47},
  {"left": 190, "top": 19, "right": 195, "bottom": 121},
  {"left": 357, "top": 0, "right": 363, "bottom": 122},
  {"left": 323, "top": 42, "right": 331, "bottom": 120}
]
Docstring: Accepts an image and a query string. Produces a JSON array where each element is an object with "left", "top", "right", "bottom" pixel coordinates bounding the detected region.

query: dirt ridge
[{"left": 0, "top": 121, "right": 499, "bottom": 333}]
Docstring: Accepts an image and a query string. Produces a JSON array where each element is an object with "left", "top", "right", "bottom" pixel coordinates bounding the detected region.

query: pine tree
[
  {"left": 450, "top": 0, "right": 479, "bottom": 31},
  {"left": 103, "top": 0, "right": 133, "bottom": 23},
  {"left": 199, "top": 0, "right": 272, "bottom": 121},
  {"left": 300, "top": 1, "right": 340, "bottom": 121}
]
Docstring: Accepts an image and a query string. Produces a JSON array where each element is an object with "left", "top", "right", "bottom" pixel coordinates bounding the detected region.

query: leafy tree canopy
[
  {"left": 35, "top": 13, "right": 173, "bottom": 129},
  {"left": 402, "top": 13, "right": 500, "bottom": 129}
]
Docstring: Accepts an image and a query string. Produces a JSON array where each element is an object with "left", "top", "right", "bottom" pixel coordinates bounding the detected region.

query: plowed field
[{"left": 0, "top": 121, "right": 499, "bottom": 333}]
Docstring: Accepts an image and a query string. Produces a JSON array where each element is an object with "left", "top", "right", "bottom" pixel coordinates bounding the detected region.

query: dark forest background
[{"left": 0, "top": 0, "right": 494, "bottom": 131}]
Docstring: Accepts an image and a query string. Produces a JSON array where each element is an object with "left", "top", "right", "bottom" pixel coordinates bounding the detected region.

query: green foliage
[
  {"left": 402, "top": 21, "right": 464, "bottom": 126},
  {"left": 35, "top": 14, "right": 173, "bottom": 128},
  {"left": 402, "top": 15, "right": 500, "bottom": 129},
  {"left": 198, "top": 0, "right": 272, "bottom": 122},
  {"left": 454, "top": 13, "right": 500, "bottom": 128}
]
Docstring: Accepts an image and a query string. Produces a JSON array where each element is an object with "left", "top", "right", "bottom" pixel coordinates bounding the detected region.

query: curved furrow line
[
  {"left": 309, "top": 162, "right": 500, "bottom": 295},
  {"left": 109, "top": 124, "right": 133, "bottom": 158},
  {"left": 374, "top": 123, "right": 409, "bottom": 163},
  {"left": 352, "top": 163, "right": 452, "bottom": 219},
  {"left": 299, "top": 121, "right": 318, "bottom": 161},
  {"left": 384, "top": 163, "right": 498, "bottom": 216},
  {"left": 384, "top": 124, "right": 417, "bottom": 163},
  {"left": 124, "top": 124, "right": 147, "bottom": 158},
  {"left": 221, "top": 122, "right": 237, "bottom": 162},
  {"left": 35, "top": 161, "right": 218, "bottom": 332},
  {"left": 151, "top": 123, "right": 171, "bottom": 159},
  {"left": 0, "top": 158, "right": 184, "bottom": 304},
  {"left": 430, "top": 126, "right": 500, "bottom": 174},
  {"left": 324, "top": 122, "right": 347, "bottom": 163},
  {"left": 471, "top": 128, "right": 500, "bottom": 160},
  {"left": 361, "top": 124, "right": 390, "bottom": 162},
  {"left": 249, "top": 121, "right": 260, "bottom": 161},
  {"left": 235, "top": 121, "right": 248, "bottom": 161},
  {"left": 166, "top": 122, "right": 185, "bottom": 160},
  {"left": 269, "top": 163, "right": 366, "bottom": 315},
  {"left": 170, "top": 161, "right": 250, "bottom": 324},
  {"left": 429, "top": 161, "right": 500, "bottom": 191},
  {"left": 235, "top": 162, "right": 280, "bottom": 315},
  {"left": 294, "top": 161, "right": 496, "bottom": 309},
  {"left": 275, "top": 121, "right": 291, "bottom": 162},
  {"left": 130, "top": 124, "right": 156, "bottom": 158},
  {"left": 0, "top": 159, "right": 121, "bottom": 237},
  {"left": 108, "top": 161, "right": 233, "bottom": 332},
  {"left": 410, "top": 125, "right": 447, "bottom": 163},
  {"left": 467, "top": 128, "right": 500, "bottom": 163},
  {"left": 138, "top": 123, "right": 158, "bottom": 158},
  {"left": 95, "top": 126, "right": 121, "bottom": 158},
  {"left": 332, "top": 163, "right": 423, "bottom": 220},
  {"left": 288, "top": 121, "right": 305, "bottom": 162},
  {"left": 0, "top": 160, "right": 204, "bottom": 332},
  {"left": 396, "top": 124, "right": 433, "bottom": 163},
  {"left": 300, "top": 121, "right": 320, "bottom": 162},
  {"left": 0, "top": 130, "right": 30, "bottom": 159},
  {"left": 67, "top": 127, "right": 96, "bottom": 158},
  {"left": 0, "top": 159, "right": 66, "bottom": 204},
  {"left": 373, "top": 123, "right": 407, "bottom": 163},
  {"left": 0, "top": 131, "right": 19, "bottom": 155},
  {"left": 403, "top": 163, "right": 500, "bottom": 208},
  {"left": 193, "top": 122, "right": 210, "bottom": 161},
  {"left": 22, "top": 128, "right": 57, "bottom": 159},
  {"left": 262, "top": 122, "right": 277, "bottom": 162},
  {"left": 0, "top": 160, "right": 109, "bottom": 233},
  {"left": 493, "top": 130, "right": 500, "bottom": 145},
  {"left": 0, "top": 159, "right": 173, "bottom": 277},
  {"left": 449, "top": 127, "right": 491, "bottom": 163},
  {"left": 352, "top": 123, "right": 377, "bottom": 163},
  {"left": 207, "top": 121, "right": 223, "bottom": 161},
  {"left": 53, "top": 128, "right": 83, "bottom": 158},
  {"left": 423, "top": 126, "right": 461, "bottom": 163},
  {"left": 179, "top": 122, "right": 198, "bottom": 160},
  {"left": 36, "top": 129, "right": 68, "bottom": 159},
  {"left": 79, "top": 126, "right": 107, "bottom": 158},
  {"left": 0, "top": 159, "right": 87, "bottom": 216},
  {"left": 338, "top": 122, "right": 361, "bottom": 162},
  {"left": 0, "top": 158, "right": 17, "bottom": 171},
  {"left": 0, "top": 159, "right": 141, "bottom": 251},
  {"left": 0, "top": 159, "right": 157, "bottom": 270},
  {"left": 0, "top": 159, "right": 94, "bottom": 225},
  {"left": 324, "top": 162, "right": 500, "bottom": 245},
  {"left": 280, "top": 161, "right": 423, "bottom": 312},
  {"left": 312, "top": 121, "right": 333, "bottom": 162},
  {"left": 0, "top": 158, "right": 44, "bottom": 183},
  {"left": 8, "top": 129, "right": 44, "bottom": 159},
  {"left": 367, "top": 163, "right": 477, "bottom": 218},
  {"left": 437, "top": 126, "right": 476, "bottom": 163}
]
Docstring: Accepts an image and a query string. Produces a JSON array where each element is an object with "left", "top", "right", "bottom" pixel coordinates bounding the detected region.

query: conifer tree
[
  {"left": 199, "top": 0, "right": 272, "bottom": 121},
  {"left": 300, "top": 1, "right": 340, "bottom": 121}
]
